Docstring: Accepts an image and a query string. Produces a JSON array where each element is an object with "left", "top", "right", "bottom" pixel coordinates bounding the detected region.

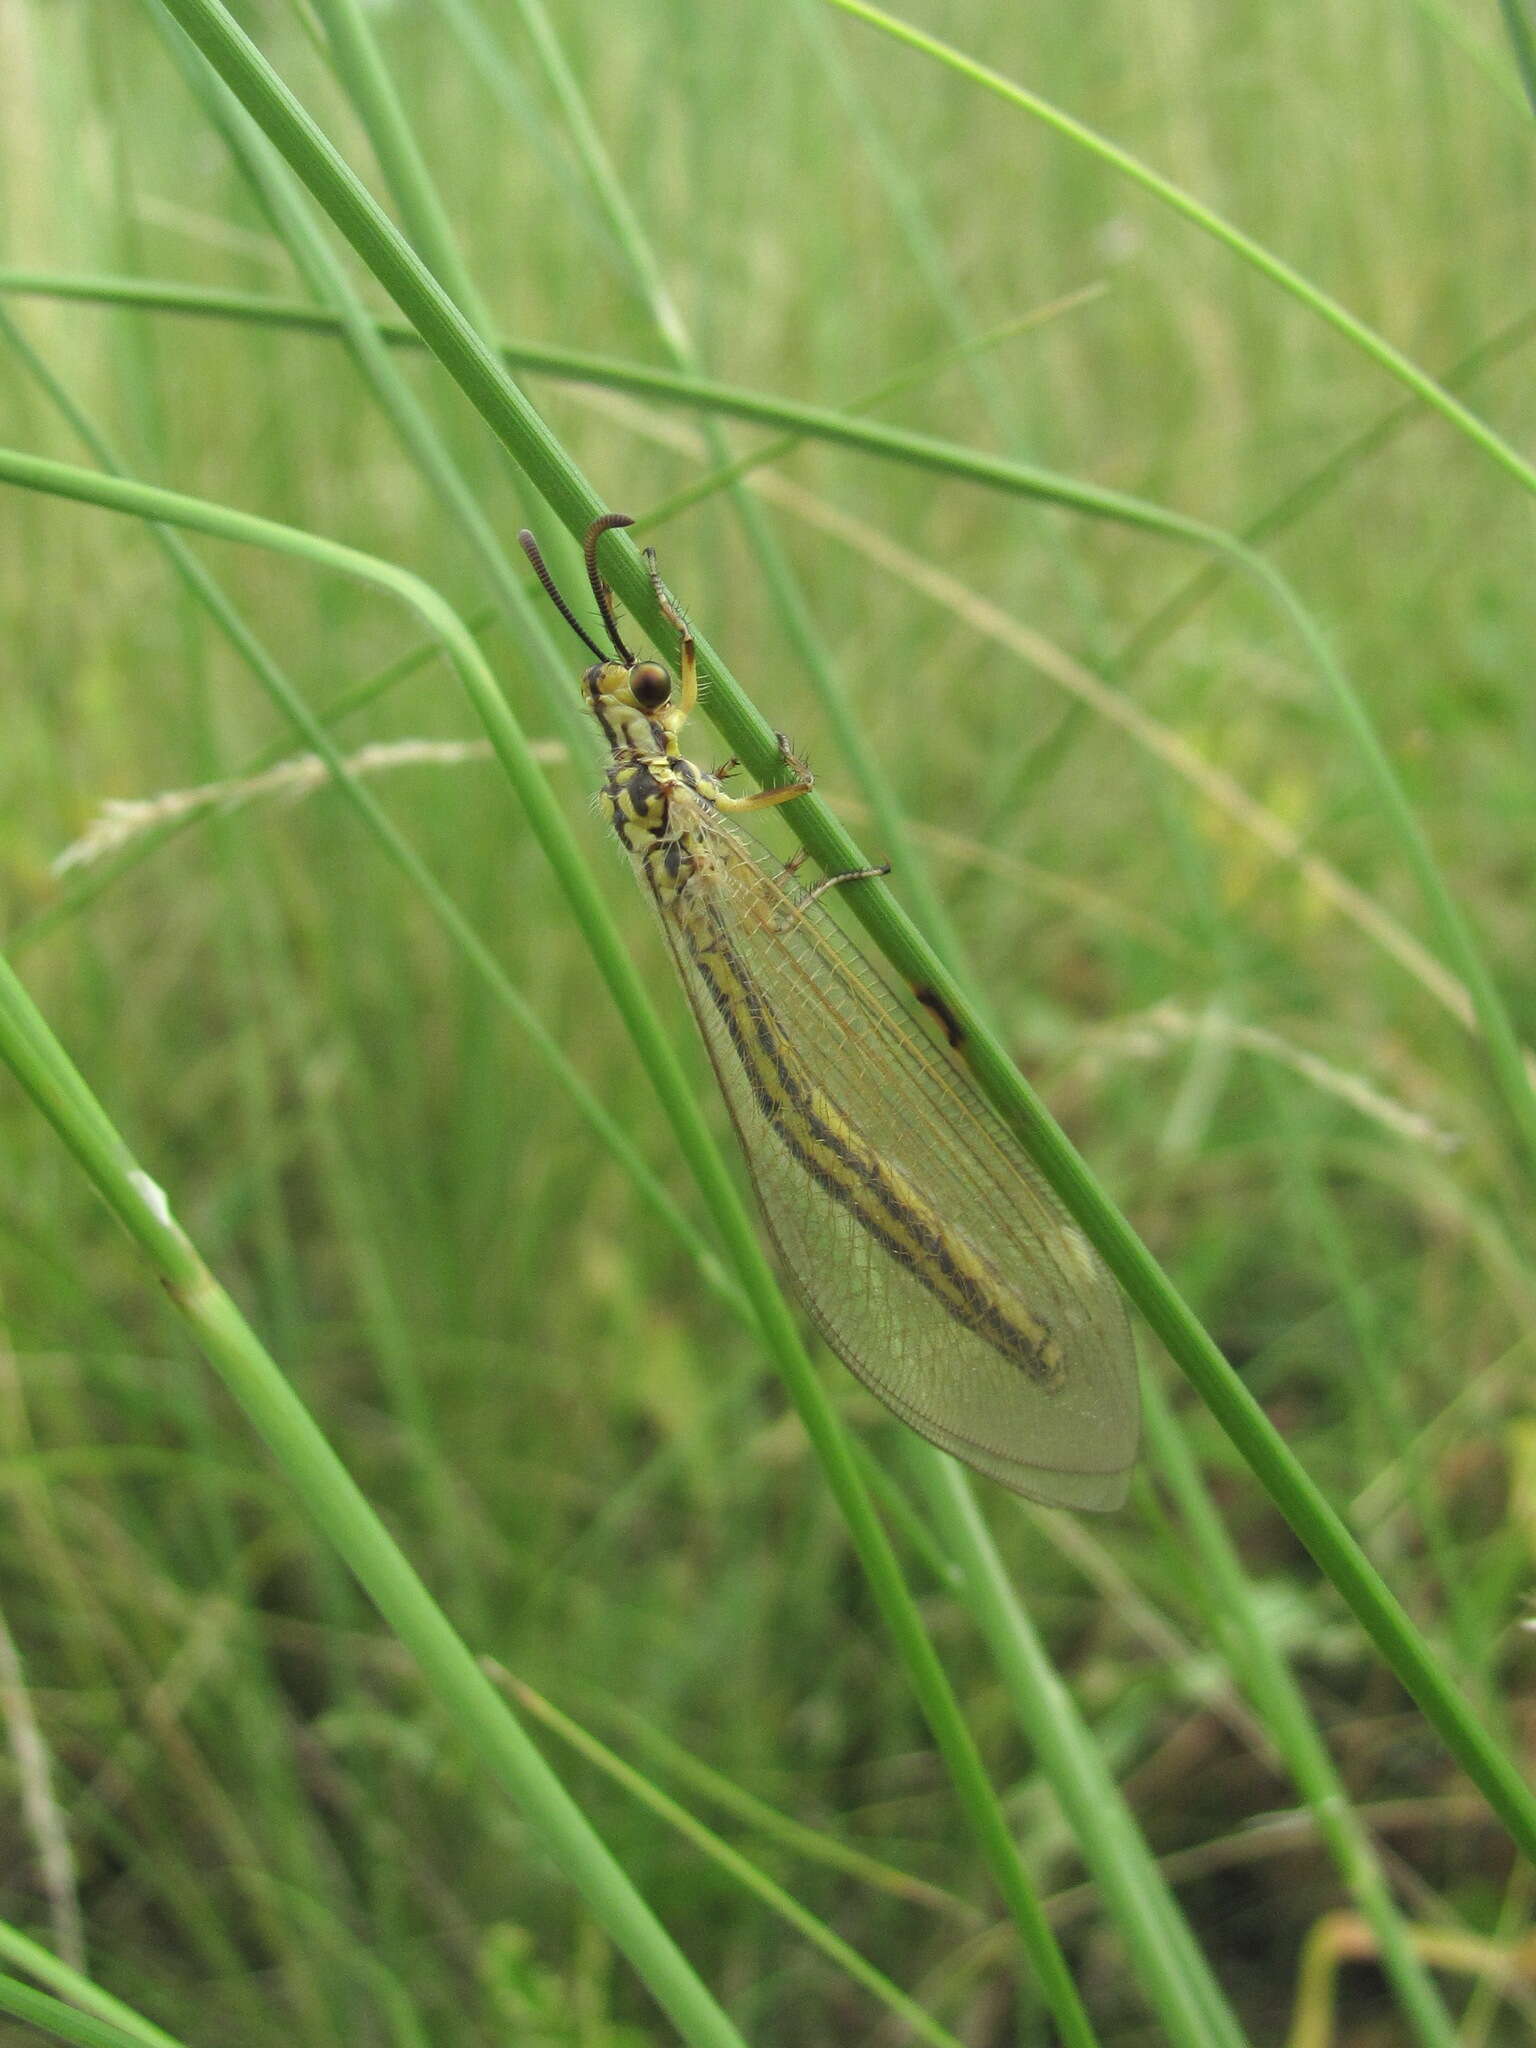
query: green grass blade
[
  {"left": 0, "top": 267, "right": 1198, "bottom": 514},
  {"left": 0, "top": 1973, "right": 177, "bottom": 2048},
  {"left": 0, "top": 1925, "right": 185, "bottom": 2048}
]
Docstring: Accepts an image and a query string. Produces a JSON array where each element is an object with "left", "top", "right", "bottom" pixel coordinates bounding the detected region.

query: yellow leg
[
  {"left": 716, "top": 733, "right": 814, "bottom": 814},
  {"left": 644, "top": 547, "right": 697, "bottom": 719}
]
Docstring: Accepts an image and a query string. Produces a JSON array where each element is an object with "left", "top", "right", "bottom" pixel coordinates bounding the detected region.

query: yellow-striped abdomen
[{"left": 671, "top": 875, "right": 1065, "bottom": 1389}]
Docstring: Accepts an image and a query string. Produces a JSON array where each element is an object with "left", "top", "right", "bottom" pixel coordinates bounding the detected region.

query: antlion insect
[{"left": 519, "top": 514, "right": 1140, "bottom": 1510}]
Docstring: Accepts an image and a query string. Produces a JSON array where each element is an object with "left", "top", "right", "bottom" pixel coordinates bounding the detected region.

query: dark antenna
[
  {"left": 582, "top": 512, "right": 636, "bottom": 664},
  {"left": 517, "top": 528, "right": 608, "bottom": 663}
]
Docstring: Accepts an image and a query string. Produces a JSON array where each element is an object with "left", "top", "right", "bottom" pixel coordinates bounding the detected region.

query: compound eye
[{"left": 630, "top": 661, "right": 672, "bottom": 711}]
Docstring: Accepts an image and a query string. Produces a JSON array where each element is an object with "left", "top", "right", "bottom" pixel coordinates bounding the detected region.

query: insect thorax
[{"left": 602, "top": 750, "right": 721, "bottom": 899}]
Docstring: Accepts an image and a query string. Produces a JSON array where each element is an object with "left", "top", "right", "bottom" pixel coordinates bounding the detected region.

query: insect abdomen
[{"left": 686, "top": 908, "right": 1065, "bottom": 1390}]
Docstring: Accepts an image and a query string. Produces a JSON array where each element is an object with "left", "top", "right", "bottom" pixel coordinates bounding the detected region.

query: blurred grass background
[{"left": 1, "top": 0, "right": 1534, "bottom": 2042}]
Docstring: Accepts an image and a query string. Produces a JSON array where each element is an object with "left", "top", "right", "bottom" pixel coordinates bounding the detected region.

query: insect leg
[
  {"left": 644, "top": 547, "right": 697, "bottom": 720},
  {"left": 759, "top": 856, "right": 891, "bottom": 935},
  {"left": 796, "top": 860, "right": 891, "bottom": 909},
  {"left": 717, "top": 733, "right": 814, "bottom": 815}
]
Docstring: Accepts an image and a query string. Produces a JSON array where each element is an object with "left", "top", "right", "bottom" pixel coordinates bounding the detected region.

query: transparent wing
[{"left": 643, "top": 797, "right": 1140, "bottom": 1510}]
